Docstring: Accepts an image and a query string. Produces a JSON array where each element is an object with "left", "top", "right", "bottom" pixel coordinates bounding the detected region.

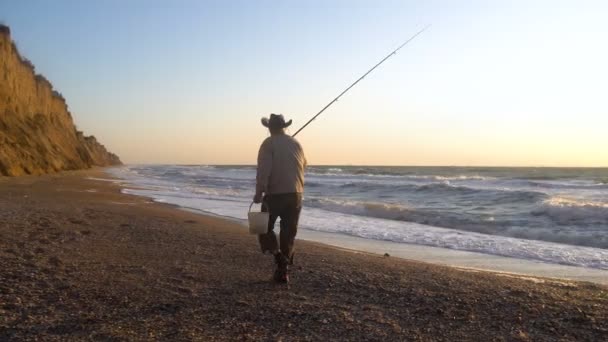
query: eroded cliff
[{"left": 0, "top": 25, "right": 120, "bottom": 176}]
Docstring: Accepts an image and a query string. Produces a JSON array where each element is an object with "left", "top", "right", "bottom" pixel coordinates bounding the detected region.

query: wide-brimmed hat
[{"left": 261, "top": 114, "right": 292, "bottom": 129}]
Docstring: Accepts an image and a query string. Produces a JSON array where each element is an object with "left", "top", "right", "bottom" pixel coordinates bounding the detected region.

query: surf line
[{"left": 292, "top": 24, "right": 431, "bottom": 137}]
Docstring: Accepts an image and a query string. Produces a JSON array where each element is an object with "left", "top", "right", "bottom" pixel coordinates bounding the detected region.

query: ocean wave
[
  {"left": 404, "top": 174, "right": 492, "bottom": 181},
  {"left": 160, "top": 170, "right": 187, "bottom": 177},
  {"left": 525, "top": 180, "right": 608, "bottom": 190},
  {"left": 352, "top": 168, "right": 404, "bottom": 176},
  {"left": 307, "top": 167, "right": 418, "bottom": 178},
  {"left": 168, "top": 164, "right": 217, "bottom": 169},
  {"left": 432, "top": 184, "right": 548, "bottom": 204},
  {"left": 306, "top": 198, "right": 415, "bottom": 221},
  {"left": 547, "top": 197, "right": 608, "bottom": 208},
  {"left": 305, "top": 198, "right": 505, "bottom": 231},
  {"left": 305, "top": 181, "right": 323, "bottom": 188},
  {"left": 306, "top": 167, "right": 346, "bottom": 176},
  {"left": 414, "top": 182, "right": 477, "bottom": 194},
  {"left": 306, "top": 197, "right": 608, "bottom": 249},
  {"left": 307, "top": 168, "right": 494, "bottom": 181},
  {"left": 533, "top": 197, "right": 608, "bottom": 226},
  {"left": 302, "top": 211, "right": 608, "bottom": 269},
  {"left": 329, "top": 181, "right": 548, "bottom": 204},
  {"left": 516, "top": 175, "right": 564, "bottom": 180}
]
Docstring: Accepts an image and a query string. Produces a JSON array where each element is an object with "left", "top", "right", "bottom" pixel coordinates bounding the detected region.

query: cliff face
[{"left": 0, "top": 25, "right": 121, "bottom": 176}]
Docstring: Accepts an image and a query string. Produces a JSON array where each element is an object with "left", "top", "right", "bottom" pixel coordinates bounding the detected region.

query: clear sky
[{"left": 1, "top": 0, "right": 607, "bottom": 166}]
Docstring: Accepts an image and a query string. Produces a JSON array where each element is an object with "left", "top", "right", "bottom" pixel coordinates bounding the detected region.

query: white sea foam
[
  {"left": 546, "top": 196, "right": 608, "bottom": 209},
  {"left": 306, "top": 197, "right": 608, "bottom": 248},
  {"left": 301, "top": 208, "right": 608, "bottom": 270}
]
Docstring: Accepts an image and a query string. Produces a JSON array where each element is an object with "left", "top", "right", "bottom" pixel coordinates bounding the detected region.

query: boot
[{"left": 273, "top": 253, "right": 289, "bottom": 283}]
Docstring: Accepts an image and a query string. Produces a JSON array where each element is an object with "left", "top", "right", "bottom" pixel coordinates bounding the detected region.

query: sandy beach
[{"left": 1, "top": 170, "right": 607, "bottom": 341}]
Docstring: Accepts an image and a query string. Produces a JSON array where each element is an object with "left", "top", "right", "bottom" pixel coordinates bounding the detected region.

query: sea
[{"left": 109, "top": 165, "right": 608, "bottom": 270}]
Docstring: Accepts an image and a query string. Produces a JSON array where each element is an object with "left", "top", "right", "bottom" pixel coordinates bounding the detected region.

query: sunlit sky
[{"left": 2, "top": 0, "right": 607, "bottom": 166}]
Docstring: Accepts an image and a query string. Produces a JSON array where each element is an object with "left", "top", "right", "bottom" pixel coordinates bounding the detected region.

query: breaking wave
[
  {"left": 306, "top": 197, "right": 608, "bottom": 249},
  {"left": 533, "top": 197, "right": 608, "bottom": 227}
]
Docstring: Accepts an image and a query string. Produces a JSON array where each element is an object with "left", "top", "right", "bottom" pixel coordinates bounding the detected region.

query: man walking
[{"left": 254, "top": 114, "right": 306, "bottom": 283}]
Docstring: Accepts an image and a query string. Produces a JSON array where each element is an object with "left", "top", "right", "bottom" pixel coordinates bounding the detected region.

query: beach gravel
[{"left": 0, "top": 171, "right": 607, "bottom": 341}]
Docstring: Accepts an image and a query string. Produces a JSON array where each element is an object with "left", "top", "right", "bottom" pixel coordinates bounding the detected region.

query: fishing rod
[{"left": 292, "top": 25, "right": 431, "bottom": 137}]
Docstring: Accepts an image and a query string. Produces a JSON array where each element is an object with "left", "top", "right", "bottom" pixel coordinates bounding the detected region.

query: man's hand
[{"left": 253, "top": 192, "right": 264, "bottom": 204}]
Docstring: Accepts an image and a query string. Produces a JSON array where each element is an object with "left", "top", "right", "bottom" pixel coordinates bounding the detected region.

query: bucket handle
[{"left": 249, "top": 199, "right": 268, "bottom": 213}]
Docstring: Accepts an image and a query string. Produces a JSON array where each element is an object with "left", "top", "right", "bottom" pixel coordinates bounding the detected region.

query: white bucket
[{"left": 247, "top": 202, "right": 269, "bottom": 235}]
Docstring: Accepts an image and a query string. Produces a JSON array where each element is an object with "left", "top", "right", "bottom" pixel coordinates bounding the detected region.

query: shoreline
[
  {"left": 179, "top": 206, "right": 608, "bottom": 286},
  {"left": 297, "top": 229, "right": 608, "bottom": 286},
  {"left": 104, "top": 169, "right": 608, "bottom": 285},
  {"left": 1, "top": 169, "right": 606, "bottom": 340}
]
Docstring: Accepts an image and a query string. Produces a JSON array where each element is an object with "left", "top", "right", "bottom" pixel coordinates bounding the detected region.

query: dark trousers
[{"left": 258, "top": 193, "right": 302, "bottom": 262}]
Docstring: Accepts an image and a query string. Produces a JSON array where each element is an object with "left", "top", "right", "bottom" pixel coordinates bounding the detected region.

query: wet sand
[{"left": 1, "top": 170, "right": 607, "bottom": 341}]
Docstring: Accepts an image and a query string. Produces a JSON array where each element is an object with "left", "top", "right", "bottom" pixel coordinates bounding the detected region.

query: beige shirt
[{"left": 256, "top": 134, "right": 306, "bottom": 195}]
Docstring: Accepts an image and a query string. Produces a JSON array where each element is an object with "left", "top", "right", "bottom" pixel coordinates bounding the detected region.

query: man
[{"left": 254, "top": 113, "right": 306, "bottom": 283}]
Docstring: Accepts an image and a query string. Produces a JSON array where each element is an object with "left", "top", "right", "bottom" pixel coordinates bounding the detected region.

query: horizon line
[{"left": 121, "top": 163, "right": 608, "bottom": 169}]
